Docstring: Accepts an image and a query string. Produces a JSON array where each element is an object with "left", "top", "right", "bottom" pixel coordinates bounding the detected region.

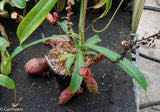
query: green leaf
[
  {"left": 83, "top": 50, "right": 99, "bottom": 56},
  {"left": 0, "top": 42, "right": 5, "bottom": 46},
  {"left": 117, "top": 58, "right": 147, "bottom": 91},
  {"left": 95, "top": 0, "right": 112, "bottom": 20},
  {"left": 4, "top": 34, "right": 73, "bottom": 74},
  {"left": 85, "top": 34, "right": 102, "bottom": 45},
  {"left": 91, "top": 0, "right": 123, "bottom": 33},
  {"left": 1, "top": 50, "right": 11, "bottom": 75},
  {"left": 0, "top": 0, "right": 9, "bottom": 11},
  {"left": 70, "top": 53, "right": 84, "bottom": 93},
  {"left": 65, "top": 56, "right": 76, "bottom": 75},
  {"left": 81, "top": 44, "right": 147, "bottom": 92},
  {"left": 58, "top": 53, "right": 74, "bottom": 59},
  {"left": 0, "top": 37, "right": 8, "bottom": 51},
  {"left": 17, "top": 0, "right": 57, "bottom": 45},
  {"left": 0, "top": 74, "right": 15, "bottom": 89},
  {"left": 58, "top": 20, "right": 74, "bottom": 33},
  {"left": 12, "top": 0, "right": 26, "bottom": 9},
  {"left": 58, "top": 21, "right": 78, "bottom": 49},
  {"left": 78, "top": 0, "right": 84, "bottom": 34},
  {"left": 92, "top": 0, "right": 106, "bottom": 9},
  {"left": 55, "top": 0, "right": 66, "bottom": 12},
  {"left": 72, "top": 36, "right": 79, "bottom": 50}
]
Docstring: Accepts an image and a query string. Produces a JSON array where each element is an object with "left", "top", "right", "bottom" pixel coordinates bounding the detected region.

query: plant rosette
[
  {"left": 45, "top": 39, "right": 99, "bottom": 104},
  {"left": 47, "top": 41, "right": 92, "bottom": 75}
]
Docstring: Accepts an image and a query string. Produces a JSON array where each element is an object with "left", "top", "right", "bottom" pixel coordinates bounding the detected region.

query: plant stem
[
  {"left": 81, "top": 23, "right": 92, "bottom": 36},
  {"left": 136, "top": 32, "right": 160, "bottom": 42},
  {"left": 81, "top": 0, "right": 88, "bottom": 44},
  {"left": 23, "top": 0, "right": 27, "bottom": 17},
  {"left": 145, "top": 92, "right": 153, "bottom": 106}
]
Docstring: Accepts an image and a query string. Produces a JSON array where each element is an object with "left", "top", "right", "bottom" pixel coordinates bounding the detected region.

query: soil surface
[{"left": 0, "top": 8, "right": 135, "bottom": 112}]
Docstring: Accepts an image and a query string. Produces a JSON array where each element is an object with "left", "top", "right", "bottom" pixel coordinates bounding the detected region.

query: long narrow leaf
[
  {"left": 70, "top": 53, "right": 84, "bottom": 93},
  {"left": 0, "top": 0, "right": 9, "bottom": 11},
  {"left": 17, "top": 0, "right": 57, "bottom": 45},
  {"left": 0, "top": 74, "right": 15, "bottom": 89},
  {"left": 58, "top": 53, "right": 74, "bottom": 59},
  {"left": 0, "top": 37, "right": 8, "bottom": 51},
  {"left": 4, "top": 34, "right": 72, "bottom": 74},
  {"left": 58, "top": 20, "right": 74, "bottom": 33},
  {"left": 83, "top": 50, "right": 99, "bottom": 56},
  {"left": 65, "top": 56, "right": 76, "bottom": 74},
  {"left": 91, "top": 0, "right": 123, "bottom": 33},
  {"left": 12, "top": 0, "right": 26, "bottom": 9},
  {"left": 55, "top": 0, "right": 66, "bottom": 12},
  {"left": 85, "top": 34, "right": 102, "bottom": 45},
  {"left": 95, "top": 0, "right": 112, "bottom": 21},
  {"left": 92, "top": 0, "right": 106, "bottom": 9},
  {"left": 72, "top": 36, "right": 79, "bottom": 50},
  {"left": 58, "top": 20, "right": 79, "bottom": 49},
  {"left": 1, "top": 50, "right": 11, "bottom": 75},
  {"left": 81, "top": 44, "right": 147, "bottom": 91}
]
